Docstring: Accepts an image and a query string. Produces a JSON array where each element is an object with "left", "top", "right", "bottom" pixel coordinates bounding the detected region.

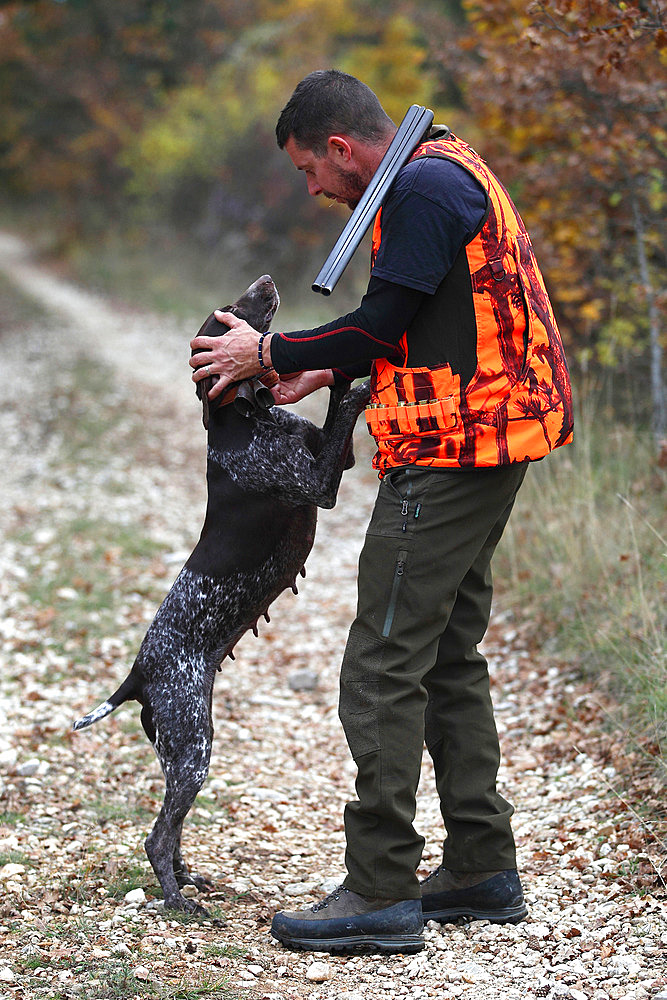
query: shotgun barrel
[{"left": 311, "top": 104, "right": 434, "bottom": 296}]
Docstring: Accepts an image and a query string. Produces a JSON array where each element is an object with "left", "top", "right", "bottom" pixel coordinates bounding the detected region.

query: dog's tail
[{"left": 72, "top": 672, "right": 138, "bottom": 731}]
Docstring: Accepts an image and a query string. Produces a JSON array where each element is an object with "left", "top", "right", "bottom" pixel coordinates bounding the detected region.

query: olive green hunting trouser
[{"left": 339, "top": 462, "right": 528, "bottom": 900}]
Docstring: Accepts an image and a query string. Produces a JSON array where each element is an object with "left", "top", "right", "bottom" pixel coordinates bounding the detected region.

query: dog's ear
[
  {"left": 193, "top": 310, "right": 234, "bottom": 428},
  {"left": 233, "top": 379, "right": 276, "bottom": 418}
]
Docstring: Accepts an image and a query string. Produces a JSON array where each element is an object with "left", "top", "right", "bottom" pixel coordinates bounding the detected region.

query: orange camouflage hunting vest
[{"left": 365, "top": 133, "right": 574, "bottom": 473}]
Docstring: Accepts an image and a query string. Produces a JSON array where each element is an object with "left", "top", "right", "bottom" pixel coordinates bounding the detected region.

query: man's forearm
[
  {"left": 269, "top": 277, "right": 424, "bottom": 374},
  {"left": 189, "top": 277, "right": 423, "bottom": 401}
]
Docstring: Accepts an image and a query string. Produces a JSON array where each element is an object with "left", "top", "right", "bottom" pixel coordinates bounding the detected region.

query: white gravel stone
[
  {"left": 0, "top": 748, "right": 18, "bottom": 769},
  {"left": 319, "top": 875, "right": 345, "bottom": 893},
  {"left": 124, "top": 888, "right": 146, "bottom": 905},
  {"left": 283, "top": 881, "right": 318, "bottom": 896},
  {"left": 16, "top": 758, "right": 42, "bottom": 777},
  {"left": 306, "top": 961, "right": 331, "bottom": 981},
  {"left": 0, "top": 864, "right": 25, "bottom": 881},
  {"left": 288, "top": 668, "right": 320, "bottom": 691}
]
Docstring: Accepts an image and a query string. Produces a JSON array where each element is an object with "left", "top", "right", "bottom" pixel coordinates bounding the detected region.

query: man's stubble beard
[{"left": 324, "top": 162, "right": 373, "bottom": 211}]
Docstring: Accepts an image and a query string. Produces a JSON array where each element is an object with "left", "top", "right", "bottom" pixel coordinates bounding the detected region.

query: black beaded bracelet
[{"left": 257, "top": 332, "right": 273, "bottom": 370}]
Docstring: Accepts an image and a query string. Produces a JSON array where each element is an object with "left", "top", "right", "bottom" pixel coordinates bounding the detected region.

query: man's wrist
[{"left": 258, "top": 332, "right": 274, "bottom": 370}]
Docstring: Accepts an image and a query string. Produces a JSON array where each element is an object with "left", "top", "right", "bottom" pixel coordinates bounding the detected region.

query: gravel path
[{"left": 0, "top": 232, "right": 665, "bottom": 1000}]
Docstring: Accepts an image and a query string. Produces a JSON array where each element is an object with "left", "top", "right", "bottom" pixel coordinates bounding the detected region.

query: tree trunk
[{"left": 631, "top": 189, "right": 665, "bottom": 444}]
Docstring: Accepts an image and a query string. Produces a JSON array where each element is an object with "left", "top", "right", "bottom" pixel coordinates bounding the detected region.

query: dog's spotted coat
[{"left": 73, "top": 275, "right": 370, "bottom": 913}]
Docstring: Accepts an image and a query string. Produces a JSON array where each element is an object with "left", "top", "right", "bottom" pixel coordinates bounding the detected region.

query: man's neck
[{"left": 357, "top": 130, "right": 397, "bottom": 181}]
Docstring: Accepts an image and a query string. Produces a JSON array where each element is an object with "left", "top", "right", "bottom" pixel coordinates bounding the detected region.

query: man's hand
[
  {"left": 270, "top": 369, "right": 335, "bottom": 405},
  {"left": 190, "top": 312, "right": 266, "bottom": 400}
]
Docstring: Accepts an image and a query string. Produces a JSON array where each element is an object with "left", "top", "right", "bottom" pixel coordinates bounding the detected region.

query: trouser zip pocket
[{"left": 382, "top": 549, "right": 409, "bottom": 638}]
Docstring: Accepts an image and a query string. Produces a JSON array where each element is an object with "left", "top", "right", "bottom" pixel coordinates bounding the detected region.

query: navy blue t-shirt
[
  {"left": 371, "top": 156, "right": 488, "bottom": 292},
  {"left": 270, "top": 156, "right": 488, "bottom": 377}
]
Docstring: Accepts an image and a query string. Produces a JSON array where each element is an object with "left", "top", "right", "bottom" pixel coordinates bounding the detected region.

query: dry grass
[{"left": 495, "top": 382, "right": 667, "bottom": 768}]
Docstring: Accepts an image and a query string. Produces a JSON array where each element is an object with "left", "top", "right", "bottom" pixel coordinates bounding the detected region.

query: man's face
[{"left": 284, "top": 135, "right": 371, "bottom": 210}]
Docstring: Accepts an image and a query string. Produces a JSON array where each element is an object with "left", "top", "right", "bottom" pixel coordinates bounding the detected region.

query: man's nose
[{"left": 306, "top": 176, "right": 322, "bottom": 197}]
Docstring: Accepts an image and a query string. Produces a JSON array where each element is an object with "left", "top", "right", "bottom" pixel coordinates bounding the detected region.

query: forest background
[{"left": 0, "top": 0, "right": 665, "bottom": 782}]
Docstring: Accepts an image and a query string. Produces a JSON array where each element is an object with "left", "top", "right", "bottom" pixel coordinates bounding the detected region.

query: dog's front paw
[{"left": 345, "top": 380, "right": 371, "bottom": 413}]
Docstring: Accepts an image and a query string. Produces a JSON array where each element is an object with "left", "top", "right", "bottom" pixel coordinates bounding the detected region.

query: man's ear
[{"left": 327, "top": 135, "right": 353, "bottom": 162}]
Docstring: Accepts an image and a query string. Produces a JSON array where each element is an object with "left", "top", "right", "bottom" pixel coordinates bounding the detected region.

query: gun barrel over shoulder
[{"left": 311, "top": 104, "right": 434, "bottom": 296}]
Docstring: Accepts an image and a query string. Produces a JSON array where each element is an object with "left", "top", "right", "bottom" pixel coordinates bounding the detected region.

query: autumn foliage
[
  {"left": 0, "top": 0, "right": 664, "bottom": 433},
  {"left": 456, "top": 0, "right": 667, "bottom": 437}
]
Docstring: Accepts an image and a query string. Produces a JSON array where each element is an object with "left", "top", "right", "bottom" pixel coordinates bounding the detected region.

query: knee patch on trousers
[{"left": 339, "top": 627, "right": 383, "bottom": 759}]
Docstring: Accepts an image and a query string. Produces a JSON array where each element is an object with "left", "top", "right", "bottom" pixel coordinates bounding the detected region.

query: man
[{"left": 190, "top": 70, "right": 573, "bottom": 955}]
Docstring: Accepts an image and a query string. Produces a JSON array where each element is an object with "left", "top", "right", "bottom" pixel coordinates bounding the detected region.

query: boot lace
[
  {"left": 421, "top": 865, "right": 443, "bottom": 885},
  {"left": 311, "top": 886, "right": 349, "bottom": 912}
]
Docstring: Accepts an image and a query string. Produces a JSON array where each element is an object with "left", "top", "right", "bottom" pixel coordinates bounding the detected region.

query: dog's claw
[
  {"left": 193, "top": 879, "right": 214, "bottom": 894},
  {"left": 176, "top": 873, "right": 215, "bottom": 893},
  {"left": 165, "top": 894, "right": 211, "bottom": 918}
]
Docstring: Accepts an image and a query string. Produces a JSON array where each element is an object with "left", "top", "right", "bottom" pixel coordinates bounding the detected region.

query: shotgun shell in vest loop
[
  {"left": 365, "top": 404, "right": 396, "bottom": 437},
  {"left": 398, "top": 403, "right": 412, "bottom": 435},
  {"left": 365, "top": 401, "right": 380, "bottom": 435},
  {"left": 365, "top": 397, "right": 458, "bottom": 439},
  {"left": 429, "top": 396, "right": 457, "bottom": 428}
]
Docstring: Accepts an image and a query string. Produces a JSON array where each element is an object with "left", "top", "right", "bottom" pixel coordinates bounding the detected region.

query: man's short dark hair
[{"left": 276, "top": 70, "right": 395, "bottom": 156}]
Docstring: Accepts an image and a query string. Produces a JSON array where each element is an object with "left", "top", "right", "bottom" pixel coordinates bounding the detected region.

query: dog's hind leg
[
  {"left": 145, "top": 755, "right": 212, "bottom": 913},
  {"left": 173, "top": 822, "right": 215, "bottom": 893},
  {"left": 142, "top": 681, "right": 215, "bottom": 913}
]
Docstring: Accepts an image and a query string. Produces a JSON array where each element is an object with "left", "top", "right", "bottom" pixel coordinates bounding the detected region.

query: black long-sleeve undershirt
[
  {"left": 270, "top": 276, "right": 425, "bottom": 381},
  {"left": 269, "top": 156, "right": 488, "bottom": 384},
  {"left": 372, "top": 156, "right": 487, "bottom": 292}
]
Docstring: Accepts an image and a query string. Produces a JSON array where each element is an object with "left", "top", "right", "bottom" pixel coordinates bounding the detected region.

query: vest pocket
[
  {"left": 367, "top": 397, "right": 458, "bottom": 439},
  {"left": 367, "top": 361, "right": 460, "bottom": 440}
]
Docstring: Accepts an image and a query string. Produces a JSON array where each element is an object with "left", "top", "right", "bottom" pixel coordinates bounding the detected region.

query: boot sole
[
  {"left": 423, "top": 902, "right": 528, "bottom": 925},
  {"left": 270, "top": 930, "right": 425, "bottom": 954}
]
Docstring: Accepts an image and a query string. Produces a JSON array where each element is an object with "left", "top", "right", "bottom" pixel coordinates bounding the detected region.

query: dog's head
[{"left": 193, "top": 274, "right": 280, "bottom": 428}]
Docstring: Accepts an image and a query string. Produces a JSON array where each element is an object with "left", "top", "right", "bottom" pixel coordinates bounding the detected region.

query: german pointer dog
[{"left": 73, "top": 275, "right": 370, "bottom": 914}]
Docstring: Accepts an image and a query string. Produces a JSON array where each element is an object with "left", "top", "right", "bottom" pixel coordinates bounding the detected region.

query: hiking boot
[
  {"left": 270, "top": 885, "right": 424, "bottom": 954},
  {"left": 420, "top": 867, "right": 528, "bottom": 924}
]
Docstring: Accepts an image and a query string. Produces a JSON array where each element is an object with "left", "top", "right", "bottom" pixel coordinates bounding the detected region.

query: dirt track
[{"left": 0, "top": 231, "right": 665, "bottom": 1000}]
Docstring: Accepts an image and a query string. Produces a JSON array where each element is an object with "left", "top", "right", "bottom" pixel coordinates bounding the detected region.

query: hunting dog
[{"left": 73, "top": 275, "right": 370, "bottom": 914}]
